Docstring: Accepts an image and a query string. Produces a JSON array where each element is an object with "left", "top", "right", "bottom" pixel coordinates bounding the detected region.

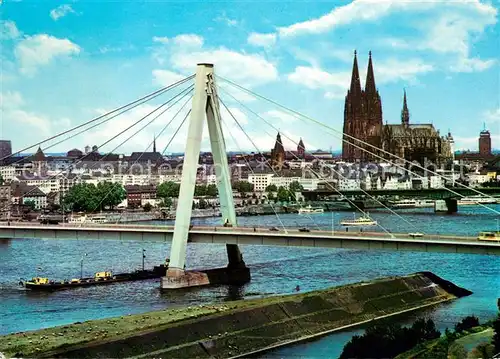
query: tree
[
  {"left": 63, "top": 183, "right": 100, "bottom": 212},
  {"left": 265, "top": 184, "right": 277, "bottom": 192},
  {"left": 157, "top": 181, "right": 180, "bottom": 198},
  {"left": 194, "top": 185, "right": 207, "bottom": 196},
  {"left": 143, "top": 202, "right": 152, "bottom": 212},
  {"left": 198, "top": 198, "right": 208, "bottom": 209},
  {"left": 24, "top": 200, "right": 36, "bottom": 210},
  {"left": 493, "top": 314, "right": 500, "bottom": 352},
  {"left": 277, "top": 186, "right": 290, "bottom": 202},
  {"left": 96, "top": 182, "right": 126, "bottom": 210},
  {"left": 289, "top": 181, "right": 304, "bottom": 193},
  {"left": 206, "top": 184, "right": 218, "bottom": 197},
  {"left": 454, "top": 315, "right": 479, "bottom": 333},
  {"left": 161, "top": 197, "right": 173, "bottom": 208},
  {"left": 234, "top": 181, "right": 254, "bottom": 195}
]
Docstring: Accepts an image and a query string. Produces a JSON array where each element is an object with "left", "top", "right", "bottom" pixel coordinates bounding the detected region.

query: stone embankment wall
[{"left": 1, "top": 272, "right": 470, "bottom": 359}]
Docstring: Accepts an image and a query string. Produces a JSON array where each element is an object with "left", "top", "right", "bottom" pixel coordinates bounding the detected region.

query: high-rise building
[
  {"left": 0, "top": 140, "right": 12, "bottom": 159},
  {"left": 479, "top": 128, "right": 491, "bottom": 156}
]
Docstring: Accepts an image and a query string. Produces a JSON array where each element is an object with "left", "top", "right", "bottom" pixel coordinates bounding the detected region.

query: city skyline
[{"left": 1, "top": 1, "right": 499, "bottom": 154}]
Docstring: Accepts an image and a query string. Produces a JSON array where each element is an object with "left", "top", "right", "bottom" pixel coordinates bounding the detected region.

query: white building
[
  {"left": 0, "top": 166, "right": 16, "bottom": 182},
  {"left": 248, "top": 173, "right": 319, "bottom": 192}
]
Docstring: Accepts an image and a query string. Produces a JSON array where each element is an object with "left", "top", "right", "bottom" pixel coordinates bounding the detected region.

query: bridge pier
[
  {"left": 162, "top": 63, "right": 250, "bottom": 290},
  {"left": 434, "top": 199, "right": 458, "bottom": 214}
]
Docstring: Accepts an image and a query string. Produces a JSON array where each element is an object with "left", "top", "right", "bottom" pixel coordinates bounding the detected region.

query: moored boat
[
  {"left": 458, "top": 196, "right": 497, "bottom": 205},
  {"left": 298, "top": 205, "right": 324, "bottom": 214}
]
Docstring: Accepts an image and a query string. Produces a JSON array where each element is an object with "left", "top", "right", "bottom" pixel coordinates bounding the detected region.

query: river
[{"left": 0, "top": 205, "right": 499, "bottom": 358}]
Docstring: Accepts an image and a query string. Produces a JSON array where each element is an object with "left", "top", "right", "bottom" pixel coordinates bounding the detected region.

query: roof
[{"left": 383, "top": 123, "right": 439, "bottom": 137}]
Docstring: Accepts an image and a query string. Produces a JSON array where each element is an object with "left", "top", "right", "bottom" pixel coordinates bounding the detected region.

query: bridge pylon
[{"left": 162, "top": 63, "right": 249, "bottom": 290}]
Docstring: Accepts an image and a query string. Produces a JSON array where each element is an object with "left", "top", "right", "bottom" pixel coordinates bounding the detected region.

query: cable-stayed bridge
[{"left": 3, "top": 63, "right": 499, "bottom": 289}]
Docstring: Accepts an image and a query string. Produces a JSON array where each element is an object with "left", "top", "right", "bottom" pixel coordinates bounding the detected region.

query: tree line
[{"left": 63, "top": 182, "right": 126, "bottom": 212}]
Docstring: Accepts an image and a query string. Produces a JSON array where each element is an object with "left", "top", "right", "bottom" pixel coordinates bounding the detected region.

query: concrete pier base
[
  {"left": 435, "top": 199, "right": 458, "bottom": 214},
  {"left": 161, "top": 266, "right": 251, "bottom": 290}
]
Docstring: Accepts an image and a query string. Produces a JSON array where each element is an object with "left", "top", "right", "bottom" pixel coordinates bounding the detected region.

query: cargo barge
[{"left": 20, "top": 264, "right": 168, "bottom": 291}]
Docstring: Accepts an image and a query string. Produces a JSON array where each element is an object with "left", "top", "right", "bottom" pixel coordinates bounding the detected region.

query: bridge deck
[{"left": 0, "top": 222, "right": 499, "bottom": 256}]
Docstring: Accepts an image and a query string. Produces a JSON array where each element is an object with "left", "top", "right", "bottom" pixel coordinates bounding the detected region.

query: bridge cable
[
  {"left": 5, "top": 83, "right": 193, "bottom": 170},
  {"left": 220, "top": 97, "right": 337, "bottom": 233},
  {"left": 87, "top": 88, "right": 195, "bottom": 218},
  {"left": 217, "top": 75, "right": 500, "bottom": 217},
  {"left": 220, "top": 88, "right": 422, "bottom": 233},
  {"left": 220, "top": 97, "right": 394, "bottom": 237},
  {"left": 16, "top": 83, "right": 194, "bottom": 206},
  {"left": 218, "top": 105, "right": 289, "bottom": 233},
  {"left": 1, "top": 75, "right": 195, "bottom": 162},
  {"left": 111, "top": 96, "right": 193, "bottom": 223},
  {"left": 219, "top": 96, "right": 396, "bottom": 237}
]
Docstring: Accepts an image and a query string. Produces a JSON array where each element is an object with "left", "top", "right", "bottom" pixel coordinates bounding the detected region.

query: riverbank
[{"left": 0, "top": 272, "right": 471, "bottom": 358}]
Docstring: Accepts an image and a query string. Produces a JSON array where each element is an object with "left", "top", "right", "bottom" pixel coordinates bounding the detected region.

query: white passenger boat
[
  {"left": 458, "top": 196, "right": 497, "bottom": 205},
  {"left": 340, "top": 214, "right": 377, "bottom": 226},
  {"left": 68, "top": 215, "right": 109, "bottom": 224},
  {"left": 298, "top": 205, "right": 324, "bottom": 214},
  {"left": 390, "top": 199, "right": 435, "bottom": 208}
]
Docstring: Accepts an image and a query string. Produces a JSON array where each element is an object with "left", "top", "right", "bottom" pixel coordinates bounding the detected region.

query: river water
[{"left": 0, "top": 205, "right": 499, "bottom": 358}]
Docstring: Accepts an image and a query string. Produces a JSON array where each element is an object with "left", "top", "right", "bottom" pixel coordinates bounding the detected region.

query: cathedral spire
[
  {"left": 365, "top": 51, "right": 377, "bottom": 95},
  {"left": 349, "top": 50, "right": 362, "bottom": 96},
  {"left": 153, "top": 134, "right": 157, "bottom": 152},
  {"left": 401, "top": 89, "right": 410, "bottom": 126}
]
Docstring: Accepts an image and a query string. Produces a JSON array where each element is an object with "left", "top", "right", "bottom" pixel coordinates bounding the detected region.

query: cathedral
[{"left": 342, "top": 51, "right": 453, "bottom": 165}]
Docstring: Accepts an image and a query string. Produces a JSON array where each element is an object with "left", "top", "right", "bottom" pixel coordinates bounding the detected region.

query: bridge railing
[{"left": 0, "top": 220, "right": 482, "bottom": 243}]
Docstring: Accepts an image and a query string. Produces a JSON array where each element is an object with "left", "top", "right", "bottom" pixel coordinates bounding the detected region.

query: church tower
[
  {"left": 342, "top": 51, "right": 383, "bottom": 162},
  {"left": 401, "top": 90, "right": 410, "bottom": 126},
  {"left": 343, "top": 50, "right": 365, "bottom": 161},
  {"left": 363, "top": 51, "right": 383, "bottom": 161},
  {"left": 297, "top": 138, "right": 305, "bottom": 159},
  {"left": 271, "top": 132, "right": 285, "bottom": 168}
]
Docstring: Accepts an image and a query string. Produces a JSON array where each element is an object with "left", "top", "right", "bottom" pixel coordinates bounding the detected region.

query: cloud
[
  {"left": 152, "top": 69, "right": 186, "bottom": 87},
  {"left": 152, "top": 36, "right": 169, "bottom": 45},
  {"left": 247, "top": 32, "right": 277, "bottom": 48},
  {"left": 0, "top": 20, "right": 21, "bottom": 40},
  {"left": 365, "top": 58, "right": 434, "bottom": 84},
  {"left": 152, "top": 33, "right": 278, "bottom": 87},
  {"left": 261, "top": 110, "right": 297, "bottom": 123},
  {"left": 450, "top": 57, "right": 496, "bottom": 73},
  {"left": 50, "top": 4, "right": 76, "bottom": 21},
  {"left": 0, "top": 91, "right": 51, "bottom": 135},
  {"left": 214, "top": 12, "right": 238, "bottom": 27},
  {"left": 287, "top": 57, "right": 433, "bottom": 99},
  {"left": 172, "top": 34, "right": 204, "bottom": 48},
  {"left": 484, "top": 108, "right": 500, "bottom": 124},
  {"left": 275, "top": 0, "right": 497, "bottom": 73},
  {"left": 287, "top": 66, "right": 350, "bottom": 90},
  {"left": 15, "top": 34, "right": 81, "bottom": 75}
]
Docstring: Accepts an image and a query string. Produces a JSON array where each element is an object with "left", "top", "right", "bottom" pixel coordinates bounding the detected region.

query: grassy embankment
[
  {"left": 0, "top": 272, "right": 466, "bottom": 358},
  {"left": 396, "top": 325, "right": 495, "bottom": 359}
]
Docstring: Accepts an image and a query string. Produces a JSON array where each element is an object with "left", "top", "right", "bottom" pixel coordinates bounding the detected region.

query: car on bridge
[
  {"left": 269, "top": 227, "right": 280, "bottom": 232},
  {"left": 298, "top": 227, "right": 310, "bottom": 233},
  {"left": 408, "top": 232, "right": 424, "bottom": 238}
]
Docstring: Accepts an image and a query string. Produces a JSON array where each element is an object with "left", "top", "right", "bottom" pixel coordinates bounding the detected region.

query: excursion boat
[
  {"left": 340, "top": 214, "right": 377, "bottom": 227},
  {"left": 68, "top": 215, "right": 110, "bottom": 224},
  {"left": 477, "top": 231, "right": 500, "bottom": 241},
  {"left": 390, "top": 199, "right": 435, "bottom": 208},
  {"left": 20, "top": 264, "right": 169, "bottom": 291},
  {"left": 298, "top": 205, "right": 324, "bottom": 214},
  {"left": 458, "top": 196, "right": 497, "bottom": 205}
]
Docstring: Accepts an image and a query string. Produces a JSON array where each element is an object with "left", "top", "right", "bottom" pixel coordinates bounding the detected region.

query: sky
[{"left": 0, "top": 0, "right": 499, "bottom": 155}]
